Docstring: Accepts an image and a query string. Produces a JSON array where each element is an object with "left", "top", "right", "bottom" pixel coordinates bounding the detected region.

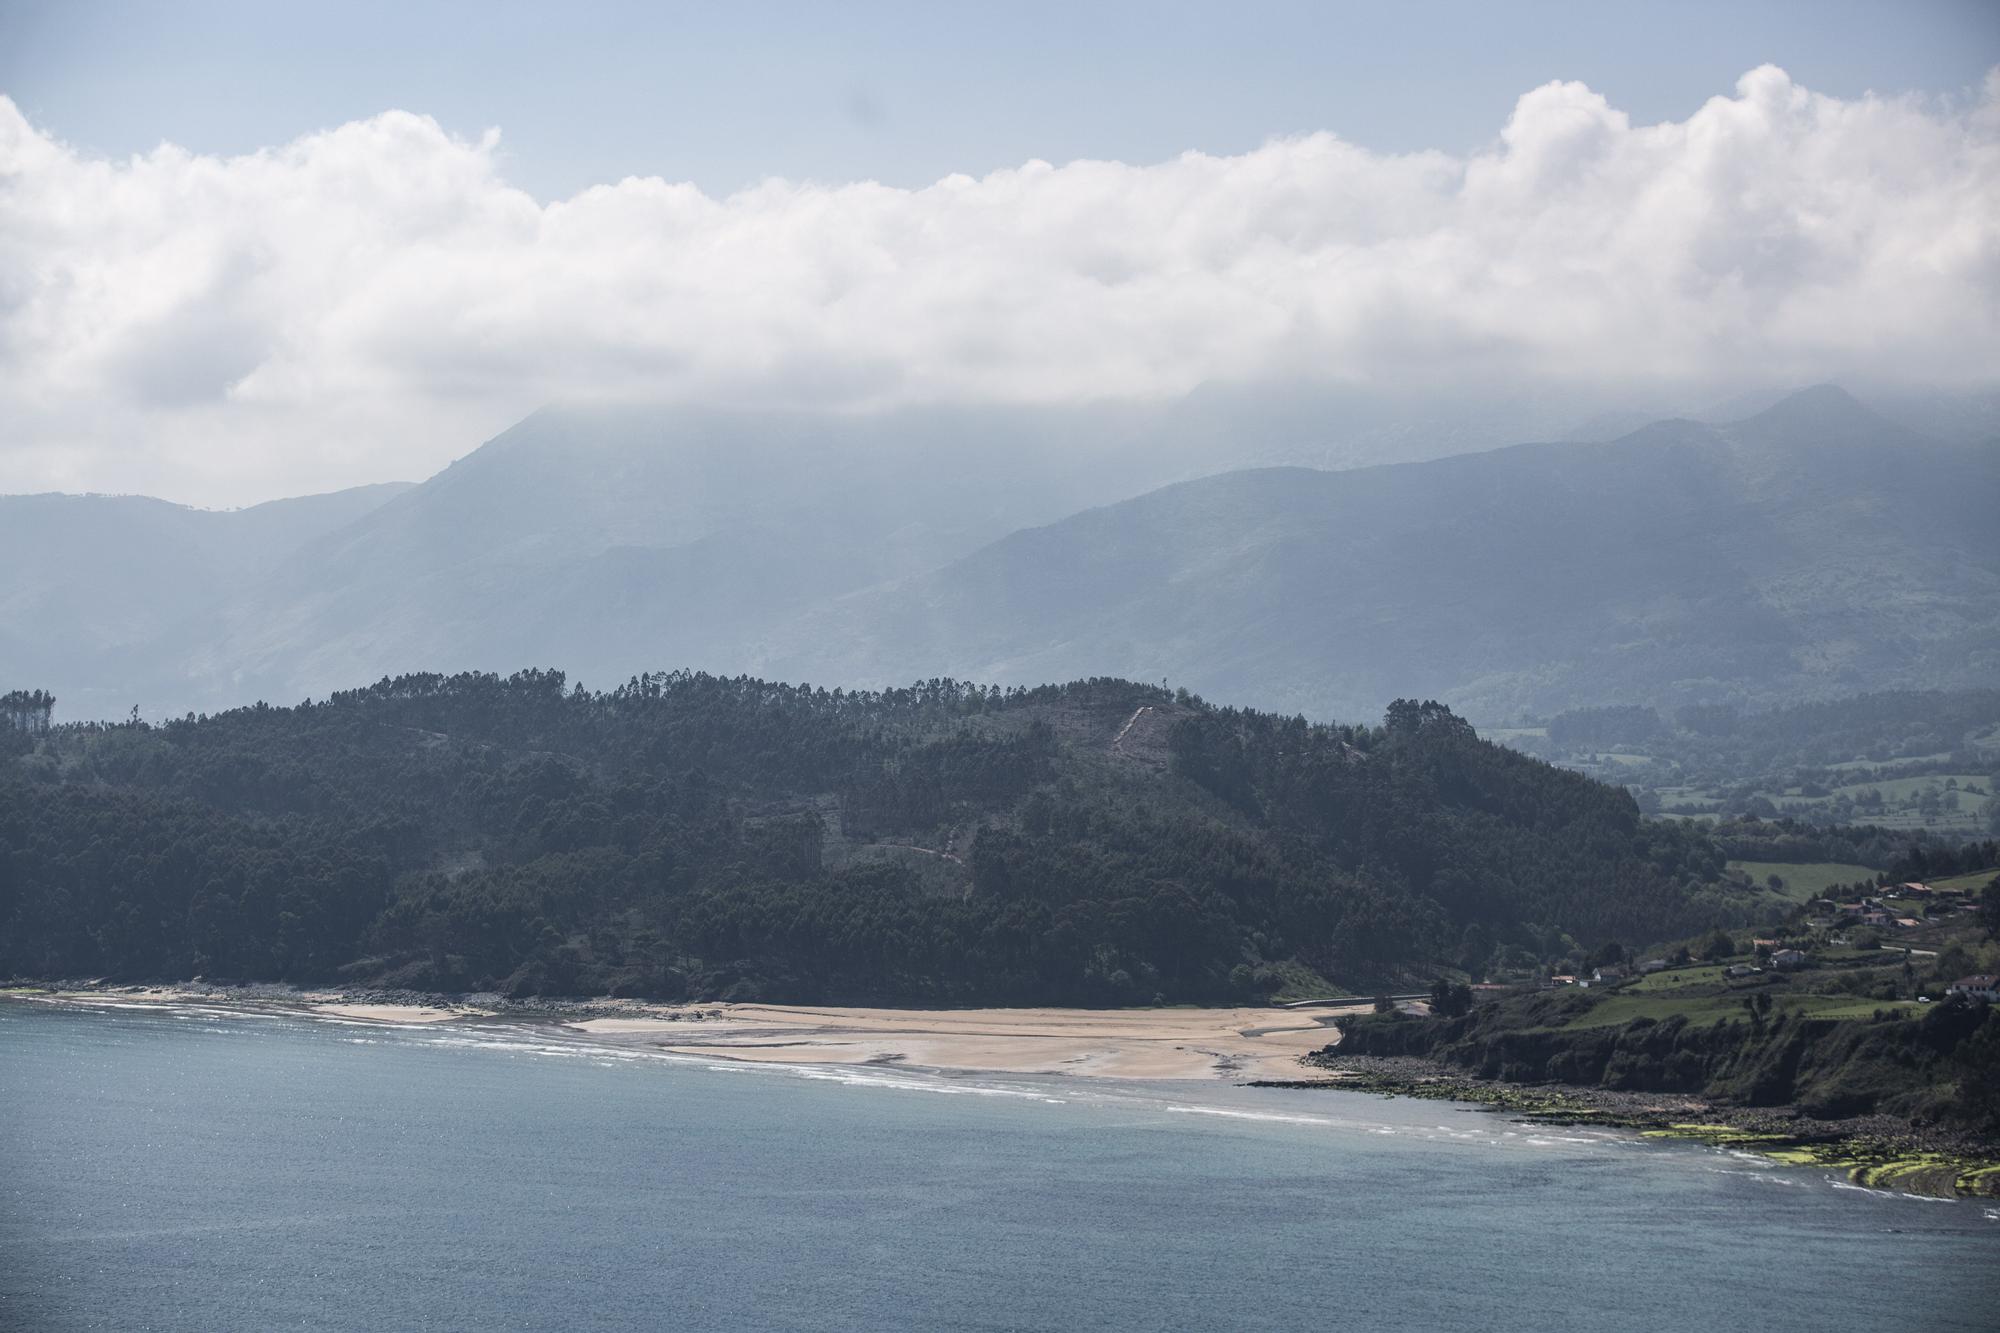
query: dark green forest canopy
[{"left": 4, "top": 669, "right": 1770, "bottom": 1004}]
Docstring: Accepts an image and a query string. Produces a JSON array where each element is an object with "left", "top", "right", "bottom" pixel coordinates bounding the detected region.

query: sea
[{"left": 3, "top": 997, "right": 1995, "bottom": 1332}]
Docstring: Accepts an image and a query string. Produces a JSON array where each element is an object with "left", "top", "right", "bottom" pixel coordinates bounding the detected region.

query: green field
[
  {"left": 1752, "top": 773, "right": 1991, "bottom": 811},
  {"left": 1625, "top": 964, "right": 1729, "bottom": 993},
  {"left": 1791, "top": 996, "right": 1926, "bottom": 1021},
  {"left": 1477, "top": 726, "right": 1547, "bottom": 743},
  {"left": 1930, "top": 868, "right": 1999, "bottom": 893},
  {"left": 1824, "top": 751, "right": 1955, "bottom": 772},
  {"left": 1823, "top": 773, "right": 1991, "bottom": 802},
  {"left": 1563, "top": 990, "right": 1748, "bottom": 1028},
  {"left": 1868, "top": 811, "right": 1985, "bottom": 828},
  {"left": 1726, "top": 861, "right": 1875, "bottom": 901},
  {"left": 1654, "top": 786, "right": 1719, "bottom": 814},
  {"left": 1652, "top": 770, "right": 1994, "bottom": 836},
  {"left": 1565, "top": 985, "right": 1920, "bottom": 1030},
  {"left": 1747, "top": 773, "right": 1993, "bottom": 836},
  {"left": 1813, "top": 945, "right": 1899, "bottom": 963}
]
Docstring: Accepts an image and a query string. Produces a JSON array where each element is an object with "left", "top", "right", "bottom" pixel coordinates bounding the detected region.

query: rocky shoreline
[{"left": 1258, "top": 1052, "right": 2000, "bottom": 1200}]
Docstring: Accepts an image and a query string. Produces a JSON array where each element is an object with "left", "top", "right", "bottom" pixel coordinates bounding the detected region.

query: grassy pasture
[
  {"left": 1824, "top": 752, "right": 1955, "bottom": 772},
  {"left": 1847, "top": 811, "right": 1988, "bottom": 835},
  {"left": 1750, "top": 772, "right": 1993, "bottom": 836},
  {"left": 1477, "top": 727, "right": 1547, "bottom": 744},
  {"left": 1726, "top": 860, "right": 1876, "bottom": 901},
  {"left": 1627, "top": 964, "right": 1730, "bottom": 992},
  {"left": 1563, "top": 985, "right": 1922, "bottom": 1030},
  {"left": 1750, "top": 773, "right": 1989, "bottom": 809},
  {"left": 1824, "top": 773, "right": 1990, "bottom": 802}
]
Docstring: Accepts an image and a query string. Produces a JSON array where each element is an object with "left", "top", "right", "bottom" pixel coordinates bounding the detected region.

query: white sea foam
[
  {"left": 783, "top": 1065, "right": 1061, "bottom": 1102},
  {"left": 1165, "top": 1105, "right": 1333, "bottom": 1126},
  {"left": 1827, "top": 1180, "right": 1956, "bottom": 1203},
  {"left": 1704, "top": 1166, "right": 1803, "bottom": 1187}
]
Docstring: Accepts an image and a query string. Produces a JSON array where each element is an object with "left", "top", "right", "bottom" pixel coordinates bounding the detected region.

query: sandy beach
[
  {"left": 568, "top": 1002, "right": 1359, "bottom": 1080},
  {"left": 24, "top": 986, "right": 1356, "bottom": 1081},
  {"left": 313, "top": 1002, "right": 490, "bottom": 1024}
]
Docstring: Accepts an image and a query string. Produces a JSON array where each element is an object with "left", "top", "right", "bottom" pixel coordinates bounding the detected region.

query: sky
[{"left": 2, "top": 0, "right": 1998, "bottom": 506}]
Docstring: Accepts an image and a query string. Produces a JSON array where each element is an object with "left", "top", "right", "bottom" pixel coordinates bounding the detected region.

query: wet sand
[
  {"left": 314, "top": 1002, "right": 489, "bottom": 1024},
  {"left": 571, "top": 1002, "right": 1360, "bottom": 1080}
]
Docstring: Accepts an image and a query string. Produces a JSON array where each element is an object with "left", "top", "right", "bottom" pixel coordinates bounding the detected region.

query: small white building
[
  {"left": 1947, "top": 975, "right": 1999, "bottom": 1003},
  {"left": 1770, "top": 949, "right": 1807, "bottom": 970}
]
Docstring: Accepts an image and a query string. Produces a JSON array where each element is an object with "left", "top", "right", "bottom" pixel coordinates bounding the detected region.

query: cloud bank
[{"left": 2, "top": 65, "right": 1997, "bottom": 503}]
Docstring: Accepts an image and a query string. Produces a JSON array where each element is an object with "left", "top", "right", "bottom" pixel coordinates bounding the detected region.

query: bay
[{"left": 3, "top": 998, "right": 1994, "bottom": 1331}]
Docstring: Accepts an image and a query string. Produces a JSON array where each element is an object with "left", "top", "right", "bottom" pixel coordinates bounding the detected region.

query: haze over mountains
[
  {"left": 9, "top": 385, "right": 1997, "bottom": 725},
  {"left": 0, "top": 483, "right": 413, "bottom": 718},
  {"left": 770, "top": 386, "right": 2000, "bottom": 720}
]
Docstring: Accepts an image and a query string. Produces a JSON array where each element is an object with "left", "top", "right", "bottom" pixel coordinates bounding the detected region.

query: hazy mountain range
[{"left": 9, "top": 385, "right": 1997, "bottom": 724}]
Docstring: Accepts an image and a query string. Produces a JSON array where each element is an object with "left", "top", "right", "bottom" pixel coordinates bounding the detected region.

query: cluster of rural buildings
[
  {"left": 1546, "top": 946, "right": 1816, "bottom": 990},
  {"left": 1518, "top": 863, "right": 1996, "bottom": 1002},
  {"left": 1805, "top": 883, "right": 1980, "bottom": 933},
  {"left": 1541, "top": 958, "right": 1997, "bottom": 1002}
]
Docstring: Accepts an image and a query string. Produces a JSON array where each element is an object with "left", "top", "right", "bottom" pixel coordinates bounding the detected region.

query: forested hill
[{"left": 2, "top": 671, "right": 1753, "bottom": 1004}]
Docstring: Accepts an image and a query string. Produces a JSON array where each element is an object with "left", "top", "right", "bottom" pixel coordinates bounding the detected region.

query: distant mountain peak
[
  {"left": 1740, "top": 383, "right": 1881, "bottom": 430},
  {"left": 1606, "top": 417, "right": 1719, "bottom": 449}
]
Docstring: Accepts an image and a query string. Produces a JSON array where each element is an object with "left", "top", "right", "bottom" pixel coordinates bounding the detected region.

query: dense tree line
[
  {"left": 1701, "top": 817, "right": 1993, "bottom": 876},
  {"left": 3, "top": 671, "right": 1754, "bottom": 1003},
  {"left": 1545, "top": 704, "right": 1665, "bottom": 749}
]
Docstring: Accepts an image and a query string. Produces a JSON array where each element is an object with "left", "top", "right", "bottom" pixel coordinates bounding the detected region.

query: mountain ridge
[
  {"left": 751, "top": 386, "right": 1999, "bottom": 720},
  {"left": 7, "top": 386, "right": 1994, "bottom": 724}
]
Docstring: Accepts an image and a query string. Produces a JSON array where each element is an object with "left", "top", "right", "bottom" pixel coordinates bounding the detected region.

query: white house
[{"left": 1947, "top": 975, "right": 1999, "bottom": 1003}]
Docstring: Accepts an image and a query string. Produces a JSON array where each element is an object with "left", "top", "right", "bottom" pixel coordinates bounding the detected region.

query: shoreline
[
  {"left": 12, "top": 980, "right": 1996, "bottom": 1199},
  {"left": 1275, "top": 1052, "right": 2000, "bottom": 1200},
  {"left": 0, "top": 981, "right": 1365, "bottom": 1083}
]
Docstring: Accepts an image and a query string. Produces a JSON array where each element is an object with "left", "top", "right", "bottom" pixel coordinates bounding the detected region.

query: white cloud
[{"left": 2, "top": 65, "right": 1996, "bottom": 504}]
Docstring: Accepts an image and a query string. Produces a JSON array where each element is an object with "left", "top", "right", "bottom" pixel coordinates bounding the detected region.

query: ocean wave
[
  {"left": 1164, "top": 1105, "right": 1333, "bottom": 1126},
  {"left": 1704, "top": 1166, "right": 1804, "bottom": 1187},
  {"left": 782, "top": 1065, "right": 1063, "bottom": 1102},
  {"left": 1827, "top": 1180, "right": 1957, "bottom": 1203}
]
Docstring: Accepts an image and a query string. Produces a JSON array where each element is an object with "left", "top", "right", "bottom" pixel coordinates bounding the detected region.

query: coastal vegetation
[{"left": 1320, "top": 889, "right": 2000, "bottom": 1192}]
